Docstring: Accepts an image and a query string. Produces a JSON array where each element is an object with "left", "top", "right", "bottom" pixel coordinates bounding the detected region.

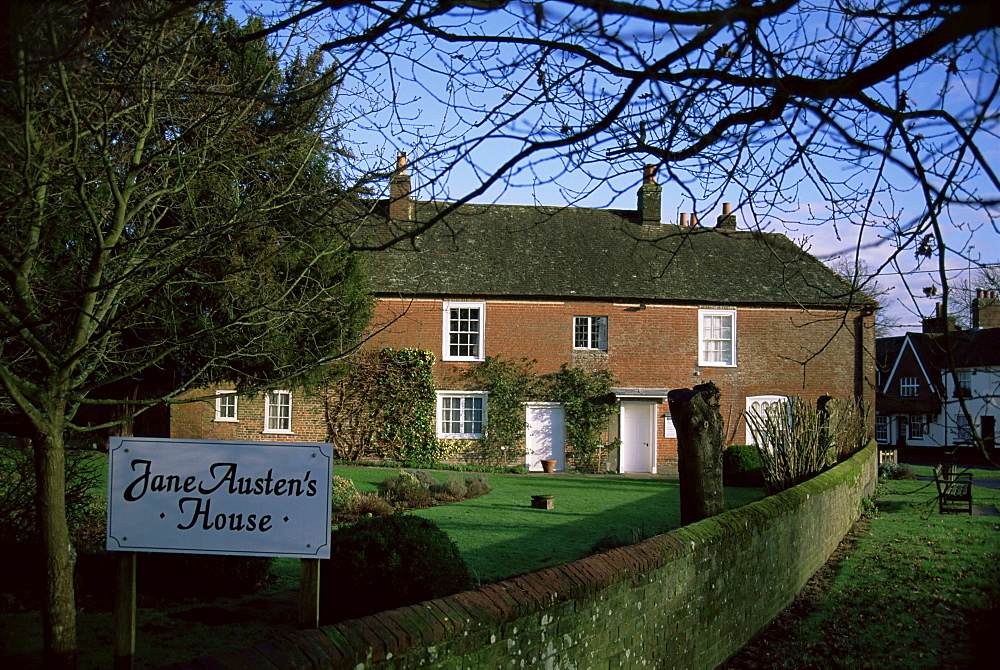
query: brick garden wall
[{"left": 169, "top": 442, "right": 878, "bottom": 670}]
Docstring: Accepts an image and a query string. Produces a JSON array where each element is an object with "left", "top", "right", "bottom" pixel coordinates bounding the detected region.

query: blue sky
[{"left": 239, "top": 1, "right": 1000, "bottom": 335}]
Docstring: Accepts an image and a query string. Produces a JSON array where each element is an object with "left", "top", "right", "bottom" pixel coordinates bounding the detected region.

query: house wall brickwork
[
  {"left": 166, "top": 443, "right": 877, "bottom": 670},
  {"left": 371, "top": 297, "right": 875, "bottom": 468},
  {"left": 170, "top": 390, "right": 330, "bottom": 443},
  {"left": 169, "top": 296, "right": 874, "bottom": 468}
]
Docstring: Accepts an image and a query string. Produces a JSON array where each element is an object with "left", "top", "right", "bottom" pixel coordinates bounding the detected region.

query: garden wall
[{"left": 170, "top": 442, "right": 877, "bottom": 670}]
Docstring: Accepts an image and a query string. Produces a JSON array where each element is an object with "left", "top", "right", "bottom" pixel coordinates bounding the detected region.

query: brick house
[
  {"left": 875, "top": 293, "right": 1000, "bottom": 452},
  {"left": 171, "top": 158, "right": 876, "bottom": 472}
]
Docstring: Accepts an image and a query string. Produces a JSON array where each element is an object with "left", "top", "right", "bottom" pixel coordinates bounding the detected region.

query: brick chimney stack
[
  {"left": 389, "top": 151, "right": 413, "bottom": 221},
  {"left": 637, "top": 164, "right": 662, "bottom": 224},
  {"left": 922, "top": 302, "right": 958, "bottom": 333},
  {"left": 716, "top": 202, "right": 737, "bottom": 230},
  {"left": 973, "top": 289, "right": 1000, "bottom": 329}
]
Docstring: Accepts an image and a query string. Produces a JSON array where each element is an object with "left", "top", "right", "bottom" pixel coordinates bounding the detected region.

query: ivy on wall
[
  {"left": 466, "top": 357, "right": 543, "bottom": 466},
  {"left": 323, "top": 348, "right": 447, "bottom": 466},
  {"left": 543, "top": 364, "right": 619, "bottom": 473}
]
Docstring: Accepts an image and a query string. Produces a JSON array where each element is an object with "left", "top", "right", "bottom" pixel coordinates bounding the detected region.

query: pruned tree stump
[{"left": 531, "top": 494, "right": 554, "bottom": 509}]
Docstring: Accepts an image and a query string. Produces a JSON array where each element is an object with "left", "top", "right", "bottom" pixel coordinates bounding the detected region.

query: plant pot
[{"left": 540, "top": 459, "right": 557, "bottom": 473}]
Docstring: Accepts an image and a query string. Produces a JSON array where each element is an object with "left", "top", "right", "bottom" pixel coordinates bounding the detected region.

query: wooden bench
[{"left": 933, "top": 464, "right": 973, "bottom": 514}]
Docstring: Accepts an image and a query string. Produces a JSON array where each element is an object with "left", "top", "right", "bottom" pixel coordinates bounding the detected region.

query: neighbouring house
[
  {"left": 875, "top": 292, "right": 1000, "bottom": 453},
  {"left": 171, "top": 156, "right": 876, "bottom": 472}
]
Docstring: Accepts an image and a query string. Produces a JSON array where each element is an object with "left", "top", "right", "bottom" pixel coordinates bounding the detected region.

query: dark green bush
[
  {"left": 137, "top": 553, "right": 274, "bottom": 601},
  {"left": 723, "top": 444, "right": 764, "bottom": 487},
  {"left": 319, "top": 515, "right": 471, "bottom": 624},
  {"left": 378, "top": 471, "right": 432, "bottom": 509}
]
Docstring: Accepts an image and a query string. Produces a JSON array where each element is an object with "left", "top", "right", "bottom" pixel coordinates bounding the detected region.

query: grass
[{"left": 725, "top": 465, "right": 1000, "bottom": 669}]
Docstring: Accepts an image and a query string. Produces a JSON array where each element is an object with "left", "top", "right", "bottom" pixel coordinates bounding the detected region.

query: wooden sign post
[{"left": 113, "top": 552, "right": 136, "bottom": 670}]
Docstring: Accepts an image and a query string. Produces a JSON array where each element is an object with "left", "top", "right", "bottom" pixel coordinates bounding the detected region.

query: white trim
[
  {"left": 573, "top": 315, "right": 608, "bottom": 350},
  {"left": 436, "top": 391, "right": 488, "bottom": 439},
  {"left": 442, "top": 301, "right": 485, "bottom": 361},
  {"left": 263, "top": 390, "right": 293, "bottom": 434},
  {"left": 745, "top": 395, "right": 788, "bottom": 446},
  {"left": 213, "top": 390, "right": 238, "bottom": 422},
  {"left": 883, "top": 335, "right": 936, "bottom": 395},
  {"left": 698, "top": 309, "right": 737, "bottom": 367}
]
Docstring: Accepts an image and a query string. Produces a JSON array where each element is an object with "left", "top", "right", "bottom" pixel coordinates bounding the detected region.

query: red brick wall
[
  {"left": 171, "top": 297, "right": 875, "bottom": 468},
  {"left": 170, "top": 390, "right": 329, "bottom": 443},
  {"left": 371, "top": 297, "right": 874, "bottom": 467}
]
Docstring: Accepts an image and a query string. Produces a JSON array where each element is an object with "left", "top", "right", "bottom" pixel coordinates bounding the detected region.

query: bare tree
[
  {"left": 248, "top": 0, "right": 998, "bottom": 457},
  {"left": 0, "top": 2, "right": 372, "bottom": 665},
  {"left": 828, "top": 257, "right": 901, "bottom": 337}
]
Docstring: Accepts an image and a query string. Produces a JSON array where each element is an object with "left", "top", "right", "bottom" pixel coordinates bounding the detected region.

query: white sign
[{"left": 106, "top": 437, "right": 332, "bottom": 559}]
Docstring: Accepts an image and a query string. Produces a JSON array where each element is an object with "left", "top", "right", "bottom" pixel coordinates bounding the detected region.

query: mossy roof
[{"left": 365, "top": 201, "right": 873, "bottom": 309}]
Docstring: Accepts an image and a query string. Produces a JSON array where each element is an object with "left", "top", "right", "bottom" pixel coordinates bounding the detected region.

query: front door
[
  {"left": 620, "top": 401, "right": 656, "bottom": 473},
  {"left": 525, "top": 403, "right": 566, "bottom": 471},
  {"left": 896, "top": 416, "right": 908, "bottom": 448},
  {"left": 983, "top": 415, "right": 996, "bottom": 450}
]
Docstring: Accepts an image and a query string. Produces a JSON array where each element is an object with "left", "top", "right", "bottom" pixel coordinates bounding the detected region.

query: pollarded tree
[{"left": 0, "top": 2, "right": 371, "bottom": 665}]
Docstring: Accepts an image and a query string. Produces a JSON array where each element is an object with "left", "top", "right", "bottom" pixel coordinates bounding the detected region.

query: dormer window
[{"left": 899, "top": 377, "right": 918, "bottom": 397}]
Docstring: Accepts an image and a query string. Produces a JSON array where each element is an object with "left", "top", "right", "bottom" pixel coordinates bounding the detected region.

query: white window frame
[
  {"left": 574, "top": 315, "right": 608, "bottom": 351},
  {"left": 443, "top": 301, "right": 485, "bottom": 361},
  {"left": 909, "top": 415, "right": 927, "bottom": 440},
  {"left": 954, "top": 414, "right": 972, "bottom": 443},
  {"left": 899, "top": 377, "right": 919, "bottom": 397},
  {"left": 745, "top": 395, "right": 788, "bottom": 446},
  {"left": 214, "top": 390, "right": 238, "bottom": 422},
  {"left": 875, "top": 415, "right": 889, "bottom": 443},
  {"left": 957, "top": 370, "right": 972, "bottom": 396},
  {"left": 436, "top": 391, "right": 488, "bottom": 439},
  {"left": 699, "top": 309, "right": 737, "bottom": 367},
  {"left": 263, "top": 390, "right": 293, "bottom": 434}
]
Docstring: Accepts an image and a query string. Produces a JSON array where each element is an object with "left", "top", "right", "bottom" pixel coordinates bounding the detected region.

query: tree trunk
[
  {"left": 668, "top": 382, "right": 725, "bottom": 526},
  {"left": 33, "top": 428, "right": 78, "bottom": 669}
]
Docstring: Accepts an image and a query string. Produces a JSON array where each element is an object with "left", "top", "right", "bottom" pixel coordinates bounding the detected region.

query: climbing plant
[
  {"left": 323, "top": 348, "right": 444, "bottom": 466},
  {"left": 543, "top": 364, "right": 619, "bottom": 473},
  {"left": 467, "top": 357, "right": 543, "bottom": 466}
]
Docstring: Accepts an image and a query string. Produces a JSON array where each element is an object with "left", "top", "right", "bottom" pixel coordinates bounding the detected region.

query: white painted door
[
  {"left": 621, "top": 401, "right": 656, "bottom": 473},
  {"left": 525, "top": 403, "right": 566, "bottom": 471}
]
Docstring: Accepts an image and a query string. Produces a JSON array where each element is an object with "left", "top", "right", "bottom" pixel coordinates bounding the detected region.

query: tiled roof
[
  {"left": 906, "top": 328, "right": 1000, "bottom": 371},
  {"left": 365, "top": 201, "right": 873, "bottom": 308}
]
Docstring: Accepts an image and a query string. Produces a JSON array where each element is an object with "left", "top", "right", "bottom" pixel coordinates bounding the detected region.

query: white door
[
  {"left": 621, "top": 401, "right": 656, "bottom": 473},
  {"left": 525, "top": 403, "right": 566, "bottom": 471}
]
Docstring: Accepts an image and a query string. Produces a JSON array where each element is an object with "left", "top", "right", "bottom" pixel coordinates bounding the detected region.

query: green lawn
[
  {"left": 332, "top": 466, "right": 764, "bottom": 582},
  {"left": 726, "top": 467, "right": 1000, "bottom": 668}
]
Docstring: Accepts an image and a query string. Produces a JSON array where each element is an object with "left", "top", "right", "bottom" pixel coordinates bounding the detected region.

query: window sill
[
  {"left": 262, "top": 429, "right": 294, "bottom": 435},
  {"left": 437, "top": 434, "right": 482, "bottom": 440},
  {"left": 213, "top": 418, "right": 239, "bottom": 423}
]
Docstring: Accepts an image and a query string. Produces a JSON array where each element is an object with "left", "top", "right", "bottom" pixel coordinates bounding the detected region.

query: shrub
[
  {"left": 406, "top": 469, "right": 440, "bottom": 489},
  {"left": 319, "top": 515, "right": 471, "bottom": 624},
  {"left": 723, "top": 445, "right": 764, "bottom": 487},
  {"left": 430, "top": 477, "right": 468, "bottom": 502},
  {"left": 464, "top": 475, "right": 491, "bottom": 498},
  {"left": 343, "top": 492, "right": 394, "bottom": 518},
  {"left": 330, "top": 475, "right": 359, "bottom": 511},
  {"left": 878, "top": 461, "right": 916, "bottom": 480},
  {"left": 378, "top": 471, "right": 433, "bottom": 509},
  {"left": 138, "top": 553, "right": 273, "bottom": 601}
]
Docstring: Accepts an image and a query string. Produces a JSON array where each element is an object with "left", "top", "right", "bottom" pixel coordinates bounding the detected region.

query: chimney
[
  {"left": 922, "top": 302, "right": 958, "bottom": 333},
  {"left": 715, "top": 202, "right": 737, "bottom": 230},
  {"left": 973, "top": 289, "right": 1000, "bottom": 329},
  {"left": 679, "top": 212, "right": 688, "bottom": 227},
  {"left": 389, "top": 151, "right": 413, "bottom": 221},
  {"left": 637, "top": 164, "right": 662, "bottom": 224}
]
